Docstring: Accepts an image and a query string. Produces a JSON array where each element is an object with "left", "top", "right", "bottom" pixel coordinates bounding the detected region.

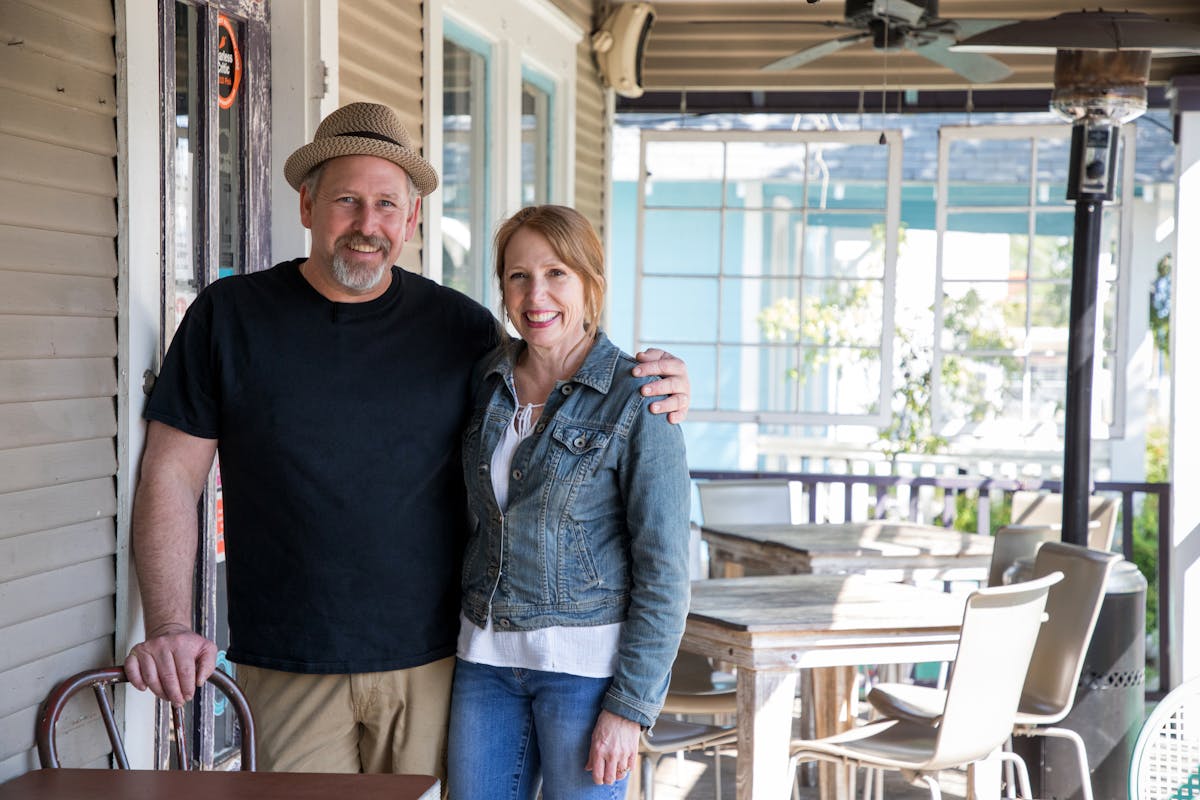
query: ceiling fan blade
[
  {"left": 762, "top": 31, "right": 872, "bottom": 72},
  {"left": 910, "top": 35, "right": 1013, "bottom": 83}
]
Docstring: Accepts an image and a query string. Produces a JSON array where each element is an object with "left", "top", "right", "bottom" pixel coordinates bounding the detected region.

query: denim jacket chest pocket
[{"left": 548, "top": 421, "right": 611, "bottom": 488}]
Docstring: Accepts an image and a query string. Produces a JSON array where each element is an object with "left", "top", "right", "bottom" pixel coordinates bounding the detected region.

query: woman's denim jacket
[{"left": 460, "top": 331, "right": 691, "bottom": 727}]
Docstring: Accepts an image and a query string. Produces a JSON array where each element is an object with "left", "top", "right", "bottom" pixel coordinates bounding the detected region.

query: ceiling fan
[{"left": 762, "top": 0, "right": 1016, "bottom": 83}]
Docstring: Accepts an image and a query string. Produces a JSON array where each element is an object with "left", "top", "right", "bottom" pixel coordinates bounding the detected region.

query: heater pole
[{"left": 1062, "top": 193, "right": 1104, "bottom": 547}]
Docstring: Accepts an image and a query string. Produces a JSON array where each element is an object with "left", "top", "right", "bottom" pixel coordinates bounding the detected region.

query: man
[{"left": 123, "top": 102, "right": 689, "bottom": 779}]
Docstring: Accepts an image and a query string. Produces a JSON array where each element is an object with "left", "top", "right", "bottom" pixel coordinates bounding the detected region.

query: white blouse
[{"left": 457, "top": 402, "right": 622, "bottom": 678}]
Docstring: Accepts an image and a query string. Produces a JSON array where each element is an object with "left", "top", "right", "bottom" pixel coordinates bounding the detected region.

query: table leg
[
  {"left": 810, "top": 666, "right": 858, "bottom": 800},
  {"left": 735, "top": 666, "right": 799, "bottom": 800}
]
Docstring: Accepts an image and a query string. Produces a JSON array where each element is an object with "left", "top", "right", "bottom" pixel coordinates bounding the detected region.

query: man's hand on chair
[{"left": 125, "top": 623, "right": 218, "bottom": 706}]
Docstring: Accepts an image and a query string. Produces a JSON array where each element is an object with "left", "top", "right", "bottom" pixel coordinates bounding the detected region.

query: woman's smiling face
[{"left": 501, "top": 226, "right": 588, "bottom": 356}]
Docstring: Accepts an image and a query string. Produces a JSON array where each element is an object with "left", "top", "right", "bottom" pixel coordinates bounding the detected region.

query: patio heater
[{"left": 954, "top": 12, "right": 1200, "bottom": 547}]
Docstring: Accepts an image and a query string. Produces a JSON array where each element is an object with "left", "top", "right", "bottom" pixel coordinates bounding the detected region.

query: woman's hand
[{"left": 586, "top": 709, "right": 641, "bottom": 785}]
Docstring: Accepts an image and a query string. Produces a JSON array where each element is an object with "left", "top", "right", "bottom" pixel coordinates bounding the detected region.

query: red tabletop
[{"left": 0, "top": 769, "right": 440, "bottom": 800}]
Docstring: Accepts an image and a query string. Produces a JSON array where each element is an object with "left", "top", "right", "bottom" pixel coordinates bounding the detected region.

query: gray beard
[{"left": 331, "top": 236, "right": 391, "bottom": 292}]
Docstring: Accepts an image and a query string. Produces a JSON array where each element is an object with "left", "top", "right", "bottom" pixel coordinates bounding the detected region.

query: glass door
[{"left": 159, "top": 0, "right": 269, "bottom": 770}]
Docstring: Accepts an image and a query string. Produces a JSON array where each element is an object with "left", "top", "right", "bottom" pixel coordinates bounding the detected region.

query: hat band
[{"left": 336, "top": 130, "right": 403, "bottom": 148}]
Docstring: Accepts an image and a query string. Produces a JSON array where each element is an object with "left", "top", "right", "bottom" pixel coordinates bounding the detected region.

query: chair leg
[
  {"left": 1027, "top": 727, "right": 1094, "bottom": 800},
  {"left": 713, "top": 746, "right": 722, "bottom": 800},
  {"left": 919, "top": 773, "right": 943, "bottom": 800},
  {"left": 995, "top": 749, "right": 1032, "bottom": 800},
  {"left": 641, "top": 753, "right": 659, "bottom": 800}
]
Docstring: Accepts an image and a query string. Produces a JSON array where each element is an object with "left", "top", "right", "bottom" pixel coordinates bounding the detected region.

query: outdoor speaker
[{"left": 591, "top": 3, "right": 655, "bottom": 99}]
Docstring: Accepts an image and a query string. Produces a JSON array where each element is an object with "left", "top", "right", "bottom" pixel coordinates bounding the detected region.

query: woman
[{"left": 447, "top": 205, "right": 691, "bottom": 798}]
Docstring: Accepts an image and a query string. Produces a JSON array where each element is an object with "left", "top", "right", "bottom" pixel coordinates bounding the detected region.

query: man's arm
[
  {"left": 124, "top": 421, "right": 219, "bottom": 705},
  {"left": 633, "top": 348, "right": 690, "bottom": 424}
]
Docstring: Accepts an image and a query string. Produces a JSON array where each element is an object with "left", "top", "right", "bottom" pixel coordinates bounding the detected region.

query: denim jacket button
[
  {"left": 561, "top": 384, "right": 574, "bottom": 395},
  {"left": 534, "top": 421, "right": 546, "bottom": 433},
  {"left": 478, "top": 463, "right": 489, "bottom": 474},
  {"left": 512, "top": 468, "right": 523, "bottom": 481},
  {"left": 573, "top": 436, "right": 587, "bottom": 448},
  {"left": 499, "top": 619, "right": 511, "bottom": 628}
]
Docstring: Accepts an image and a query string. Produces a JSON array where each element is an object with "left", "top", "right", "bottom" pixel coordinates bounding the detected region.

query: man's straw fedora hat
[{"left": 284, "top": 102, "right": 439, "bottom": 196}]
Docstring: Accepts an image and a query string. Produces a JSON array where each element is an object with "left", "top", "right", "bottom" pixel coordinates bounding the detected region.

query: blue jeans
[{"left": 447, "top": 659, "right": 629, "bottom": 800}]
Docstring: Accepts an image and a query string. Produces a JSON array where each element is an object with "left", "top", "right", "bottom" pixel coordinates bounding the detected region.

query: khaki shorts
[{"left": 235, "top": 656, "right": 454, "bottom": 779}]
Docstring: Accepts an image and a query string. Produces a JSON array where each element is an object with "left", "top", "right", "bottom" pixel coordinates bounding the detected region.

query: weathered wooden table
[
  {"left": 702, "top": 521, "right": 993, "bottom": 584},
  {"left": 683, "top": 574, "right": 968, "bottom": 800}
]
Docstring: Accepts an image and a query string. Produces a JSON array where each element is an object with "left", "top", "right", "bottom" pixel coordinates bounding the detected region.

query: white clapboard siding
[
  {"left": 0, "top": 2, "right": 119, "bottom": 780},
  {"left": 0, "top": 479, "right": 117, "bottom": 542},
  {"left": 0, "top": 132, "right": 118, "bottom": 197},
  {"left": 0, "top": 689, "right": 112, "bottom": 776},
  {"left": 0, "top": 88, "right": 117, "bottom": 157},
  {"left": 339, "top": 0, "right": 426, "bottom": 273},
  {"left": 0, "top": 178, "right": 117, "bottom": 237},
  {"left": 0, "top": 223, "right": 116, "bottom": 278},
  {"left": 0, "top": 398, "right": 117, "bottom": 451},
  {"left": 0, "top": 271, "right": 117, "bottom": 317},
  {"left": 0, "top": 359, "right": 118, "bottom": 403},
  {"left": 0, "top": 519, "right": 117, "bottom": 586},
  {"left": 0, "top": 440, "right": 116, "bottom": 495},
  {"left": 551, "top": 0, "right": 608, "bottom": 235},
  {"left": 0, "top": 0, "right": 116, "bottom": 74},
  {"left": 0, "top": 598, "right": 115, "bottom": 675},
  {"left": 0, "top": 636, "right": 113, "bottom": 720},
  {"left": 0, "top": 316, "right": 117, "bottom": 359}
]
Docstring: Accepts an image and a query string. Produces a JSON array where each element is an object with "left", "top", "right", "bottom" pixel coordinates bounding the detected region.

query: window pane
[
  {"left": 718, "top": 344, "right": 800, "bottom": 413},
  {"left": 520, "top": 78, "right": 550, "bottom": 205},
  {"left": 644, "top": 209, "right": 721, "bottom": 275},
  {"left": 805, "top": 213, "right": 887, "bottom": 278},
  {"left": 645, "top": 140, "right": 724, "bottom": 208},
  {"left": 939, "top": 354, "right": 1026, "bottom": 424},
  {"left": 946, "top": 138, "right": 1031, "bottom": 207},
  {"left": 1036, "top": 137, "right": 1072, "bottom": 206},
  {"left": 1029, "top": 280, "right": 1071, "bottom": 330},
  {"left": 723, "top": 209, "right": 804, "bottom": 277},
  {"left": 940, "top": 282, "right": 1023, "bottom": 353},
  {"left": 943, "top": 212, "right": 1029, "bottom": 280},
  {"left": 640, "top": 276, "right": 717, "bottom": 342},
  {"left": 723, "top": 277, "right": 800, "bottom": 343},
  {"left": 725, "top": 141, "right": 806, "bottom": 209},
  {"left": 1030, "top": 213, "right": 1073, "bottom": 279},
  {"left": 806, "top": 142, "right": 888, "bottom": 209},
  {"left": 443, "top": 38, "right": 488, "bottom": 300}
]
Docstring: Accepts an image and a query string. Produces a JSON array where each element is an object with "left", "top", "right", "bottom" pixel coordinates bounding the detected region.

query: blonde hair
[{"left": 493, "top": 205, "right": 606, "bottom": 331}]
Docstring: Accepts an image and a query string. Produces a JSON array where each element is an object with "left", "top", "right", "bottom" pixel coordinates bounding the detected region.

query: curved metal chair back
[
  {"left": 926, "top": 571, "right": 1062, "bottom": 771},
  {"left": 697, "top": 479, "right": 794, "bottom": 525},
  {"left": 1011, "top": 490, "right": 1118, "bottom": 552},
  {"left": 988, "top": 524, "right": 1059, "bottom": 587},
  {"left": 37, "top": 666, "right": 255, "bottom": 770},
  {"left": 1019, "top": 542, "right": 1121, "bottom": 722},
  {"left": 1129, "top": 676, "right": 1200, "bottom": 799}
]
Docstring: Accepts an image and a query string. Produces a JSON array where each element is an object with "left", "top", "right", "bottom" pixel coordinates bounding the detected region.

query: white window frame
[
  {"left": 932, "top": 124, "right": 1135, "bottom": 440},
  {"left": 635, "top": 128, "right": 901, "bottom": 426},
  {"left": 424, "top": 0, "right": 579, "bottom": 301}
]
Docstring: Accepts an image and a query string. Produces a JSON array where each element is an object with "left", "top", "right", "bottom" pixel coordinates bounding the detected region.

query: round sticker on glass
[{"left": 217, "top": 14, "right": 242, "bottom": 109}]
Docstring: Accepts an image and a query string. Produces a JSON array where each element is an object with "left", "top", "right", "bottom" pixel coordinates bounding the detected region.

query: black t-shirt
[{"left": 145, "top": 259, "right": 498, "bottom": 673}]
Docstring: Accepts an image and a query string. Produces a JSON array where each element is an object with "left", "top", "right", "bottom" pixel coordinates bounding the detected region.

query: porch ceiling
[{"left": 613, "top": 0, "right": 1200, "bottom": 94}]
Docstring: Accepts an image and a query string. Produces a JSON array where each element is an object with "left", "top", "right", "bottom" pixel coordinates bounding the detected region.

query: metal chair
[
  {"left": 986, "top": 523, "right": 1062, "bottom": 587},
  {"left": 867, "top": 542, "right": 1120, "bottom": 800},
  {"left": 37, "top": 665, "right": 255, "bottom": 770},
  {"left": 639, "top": 716, "right": 737, "bottom": 800},
  {"left": 1011, "top": 490, "right": 1118, "bottom": 552},
  {"left": 696, "top": 479, "right": 795, "bottom": 526},
  {"left": 1128, "top": 676, "right": 1200, "bottom": 799},
  {"left": 789, "top": 571, "right": 1062, "bottom": 800},
  {"left": 640, "top": 651, "right": 737, "bottom": 799}
]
